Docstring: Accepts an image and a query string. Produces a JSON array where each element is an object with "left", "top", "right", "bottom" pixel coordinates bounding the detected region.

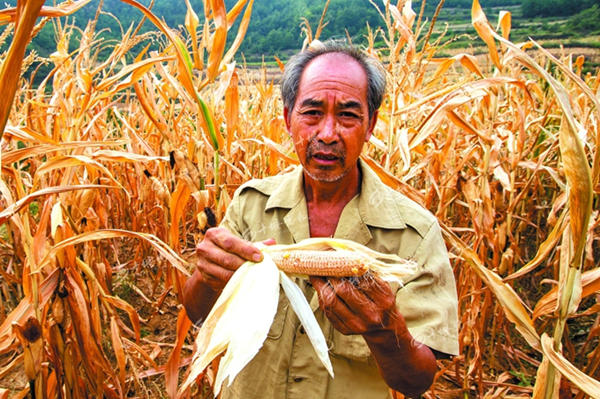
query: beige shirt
[{"left": 219, "top": 160, "right": 459, "bottom": 399}]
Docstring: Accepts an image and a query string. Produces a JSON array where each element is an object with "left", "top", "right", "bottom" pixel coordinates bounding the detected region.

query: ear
[
  {"left": 283, "top": 107, "right": 291, "bottom": 131},
  {"left": 365, "top": 110, "right": 378, "bottom": 142}
]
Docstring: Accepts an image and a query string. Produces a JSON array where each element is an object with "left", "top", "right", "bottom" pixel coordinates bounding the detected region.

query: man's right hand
[
  {"left": 183, "top": 227, "right": 264, "bottom": 323},
  {"left": 195, "top": 227, "right": 264, "bottom": 290}
]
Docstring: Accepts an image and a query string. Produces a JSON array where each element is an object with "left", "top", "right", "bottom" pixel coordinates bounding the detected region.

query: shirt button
[{"left": 293, "top": 377, "right": 304, "bottom": 383}]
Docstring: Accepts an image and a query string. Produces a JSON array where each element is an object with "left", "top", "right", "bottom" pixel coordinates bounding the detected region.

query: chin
[{"left": 304, "top": 167, "right": 348, "bottom": 183}]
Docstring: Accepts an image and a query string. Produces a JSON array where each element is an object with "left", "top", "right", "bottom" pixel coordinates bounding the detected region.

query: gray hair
[{"left": 280, "top": 42, "right": 386, "bottom": 121}]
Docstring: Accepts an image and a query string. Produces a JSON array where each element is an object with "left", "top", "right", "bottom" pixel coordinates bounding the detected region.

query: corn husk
[{"left": 179, "top": 238, "right": 417, "bottom": 396}]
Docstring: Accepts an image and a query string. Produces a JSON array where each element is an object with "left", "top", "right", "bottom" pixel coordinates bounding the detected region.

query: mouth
[{"left": 312, "top": 153, "right": 339, "bottom": 161}]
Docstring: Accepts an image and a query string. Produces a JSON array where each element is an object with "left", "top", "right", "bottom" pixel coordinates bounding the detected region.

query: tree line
[
  {"left": 520, "top": 0, "right": 597, "bottom": 17},
  {"left": 2, "top": 0, "right": 598, "bottom": 77}
]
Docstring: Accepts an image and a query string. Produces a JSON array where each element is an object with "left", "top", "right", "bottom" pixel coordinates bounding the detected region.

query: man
[{"left": 183, "top": 43, "right": 459, "bottom": 398}]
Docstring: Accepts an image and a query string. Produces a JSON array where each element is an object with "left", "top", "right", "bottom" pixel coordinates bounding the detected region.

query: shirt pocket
[
  {"left": 267, "top": 288, "right": 289, "bottom": 340},
  {"left": 330, "top": 331, "right": 372, "bottom": 362}
]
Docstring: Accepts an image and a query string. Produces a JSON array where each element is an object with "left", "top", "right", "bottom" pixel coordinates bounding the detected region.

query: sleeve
[{"left": 395, "top": 221, "right": 460, "bottom": 356}]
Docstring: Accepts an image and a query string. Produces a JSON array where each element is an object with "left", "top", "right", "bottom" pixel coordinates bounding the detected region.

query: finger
[
  {"left": 355, "top": 276, "right": 396, "bottom": 311},
  {"left": 205, "top": 227, "right": 263, "bottom": 262},
  {"left": 311, "top": 277, "right": 369, "bottom": 333},
  {"left": 329, "top": 278, "right": 373, "bottom": 308},
  {"left": 310, "top": 277, "right": 337, "bottom": 308},
  {"left": 262, "top": 238, "right": 276, "bottom": 246},
  {"left": 196, "top": 240, "right": 248, "bottom": 271},
  {"left": 328, "top": 278, "right": 390, "bottom": 328},
  {"left": 197, "top": 260, "right": 235, "bottom": 290}
]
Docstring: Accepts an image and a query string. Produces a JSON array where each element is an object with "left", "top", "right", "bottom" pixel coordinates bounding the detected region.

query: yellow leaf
[
  {"left": 166, "top": 308, "right": 192, "bottom": 398},
  {"left": 0, "top": 185, "right": 115, "bottom": 225},
  {"left": 558, "top": 114, "right": 593, "bottom": 268},
  {"left": 221, "top": 0, "right": 254, "bottom": 67},
  {"left": 184, "top": 0, "right": 202, "bottom": 69},
  {"left": 471, "top": 0, "right": 501, "bottom": 69},
  {"left": 110, "top": 317, "right": 127, "bottom": 389},
  {"left": 169, "top": 179, "right": 192, "bottom": 250},
  {"left": 224, "top": 67, "right": 240, "bottom": 154},
  {"left": 443, "top": 229, "right": 541, "bottom": 351},
  {"left": 497, "top": 10, "right": 511, "bottom": 40},
  {"left": 38, "top": 229, "right": 191, "bottom": 277},
  {"left": 540, "top": 334, "right": 600, "bottom": 398},
  {"left": 206, "top": 0, "right": 228, "bottom": 83},
  {"left": 226, "top": 0, "right": 249, "bottom": 29},
  {"left": 533, "top": 267, "right": 600, "bottom": 320},
  {"left": 0, "top": 0, "right": 44, "bottom": 140}
]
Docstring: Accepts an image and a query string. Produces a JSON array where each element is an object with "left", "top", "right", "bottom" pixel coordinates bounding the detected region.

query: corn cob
[
  {"left": 262, "top": 238, "right": 418, "bottom": 282},
  {"left": 270, "top": 249, "right": 369, "bottom": 277},
  {"left": 181, "top": 238, "right": 417, "bottom": 396}
]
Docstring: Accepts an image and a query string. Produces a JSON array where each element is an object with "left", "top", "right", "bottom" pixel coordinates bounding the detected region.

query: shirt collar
[
  {"left": 264, "top": 159, "right": 408, "bottom": 230},
  {"left": 265, "top": 165, "right": 305, "bottom": 211},
  {"left": 357, "top": 158, "right": 407, "bottom": 230}
]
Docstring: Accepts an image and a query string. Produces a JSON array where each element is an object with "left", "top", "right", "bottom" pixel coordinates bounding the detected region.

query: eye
[
  {"left": 301, "top": 109, "right": 322, "bottom": 116},
  {"left": 339, "top": 111, "right": 360, "bottom": 119}
]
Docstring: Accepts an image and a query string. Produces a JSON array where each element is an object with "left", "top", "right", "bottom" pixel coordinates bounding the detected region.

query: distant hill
[
  {"left": 2, "top": 0, "right": 597, "bottom": 71},
  {"left": 12, "top": 0, "right": 523, "bottom": 60}
]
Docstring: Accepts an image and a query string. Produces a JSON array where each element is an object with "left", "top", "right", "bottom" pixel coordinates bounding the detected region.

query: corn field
[{"left": 0, "top": 0, "right": 599, "bottom": 397}]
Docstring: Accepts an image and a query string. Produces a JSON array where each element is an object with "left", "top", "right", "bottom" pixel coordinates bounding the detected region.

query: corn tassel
[{"left": 179, "top": 238, "right": 417, "bottom": 397}]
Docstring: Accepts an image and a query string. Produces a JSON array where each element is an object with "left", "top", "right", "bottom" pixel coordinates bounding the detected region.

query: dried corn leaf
[
  {"left": 64, "top": 268, "right": 113, "bottom": 379},
  {"left": 95, "top": 56, "right": 173, "bottom": 93},
  {"left": 443, "top": 229, "right": 541, "bottom": 351},
  {"left": 166, "top": 308, "right": 192, "bottom": 398},
  {"left": 532, "top": 354, "right": 560, "bottom": 399},
  {"left": 38, "top": 229, "right": 190, "bottom": 276},
  {"left": 110, "top": 316, "right": 127, "bottom": 390},
  {"left": 226, "top": 0, "right": 249, "bottom": 28},
  {"left": 497, "top": 10, "right": 511, "bottom": 40},
  {"left": 221, "top": 0, "right": 254, "bottom": 68},
  {"left": 0, "top": 185, "right": 115, "bottom": 225},
  {"left": 34, "top": 155, "right": 127, "bottom": 193},
  {"left": 169, "top": 179, "right": 192, "bottom": 249},
  {"left": 558, "top": 115, "right": 593, "bottom": 269},
  {"left": 1, "top": 141, "right": 127, "bottom": 165},
  {"left": 540, "top": 334, "right": 600, "bottom": 398},
  {"left": 471, "top": 0, "right": 501, "bottom": 69},
  {"left": 3, "top": 126, "right": 58, "bottom": 144},
  {"left": 505, "top": 211, "right": 567, "bottom": 281},
  {"left": 206, "top": 0, "right": 228, "bottom": 83},
  {"left": 533, "top": 267, "right": 600, "bottom": 320},
  {"left": 412, "top": 78, "right": 527, "bottom": 149},
  {"left": 224, "top": 66, "right": 239, "bottom": 154},
  {"left": 0, "top": 0, "right": 44, "bottom": 139},
  {"left": 119, "top": 0, "right": 221, "bottom": 151},
  {"left": 0, "top": 0, "right": 92, "bottom": 24},
  {"left": 184, "top": 0, "right": 202, "bottom": 69},
  {"left": 103, "top": 295, "right": 142, "bottom": 342},
  {"left": 0, "top": 270, "right": 59, "bottom": 354},
  {"left": 87, "top": 150, "right": 169, "bottom": 163},
  {"left": 485, "top": 34, "right": 592, "bottom": 269}
]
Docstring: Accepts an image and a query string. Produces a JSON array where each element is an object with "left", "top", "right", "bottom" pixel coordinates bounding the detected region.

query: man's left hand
[{"left": 309, "top": 275, "right": 397, "bottom": 335}]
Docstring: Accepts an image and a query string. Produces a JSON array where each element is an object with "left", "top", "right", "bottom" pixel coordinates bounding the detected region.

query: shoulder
[
  {"left": 236, "top": 172, "right": 293, "bottom": 197},
  {"left": 360, "top": 165, "right": 437, "bottom": 238}
]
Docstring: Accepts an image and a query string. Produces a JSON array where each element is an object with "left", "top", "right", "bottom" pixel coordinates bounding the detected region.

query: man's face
[{"left": 284, "top": 53, "right": 377, "bottom": 183}]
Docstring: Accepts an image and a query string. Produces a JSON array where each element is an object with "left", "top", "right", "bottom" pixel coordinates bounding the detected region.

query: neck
[{"left": 303, "top": 163, "right": 361, "bottom": 205}]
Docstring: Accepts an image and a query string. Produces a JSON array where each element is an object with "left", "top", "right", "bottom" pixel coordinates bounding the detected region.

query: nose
[{"left": 316, "top": 114, "right": 338, "bottom": 144}]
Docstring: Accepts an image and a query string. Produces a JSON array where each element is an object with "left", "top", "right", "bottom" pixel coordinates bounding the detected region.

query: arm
[
  {"left": 310, "top": 276, "right": 437, "bottom": 397},
  {"left": 182, "top": 227, "right": 264, "bottom": 324}
]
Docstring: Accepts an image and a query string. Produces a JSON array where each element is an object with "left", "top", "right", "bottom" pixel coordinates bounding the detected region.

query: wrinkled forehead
[{"left": 299, "top": 52, "right": 368, "bottom": 95}]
